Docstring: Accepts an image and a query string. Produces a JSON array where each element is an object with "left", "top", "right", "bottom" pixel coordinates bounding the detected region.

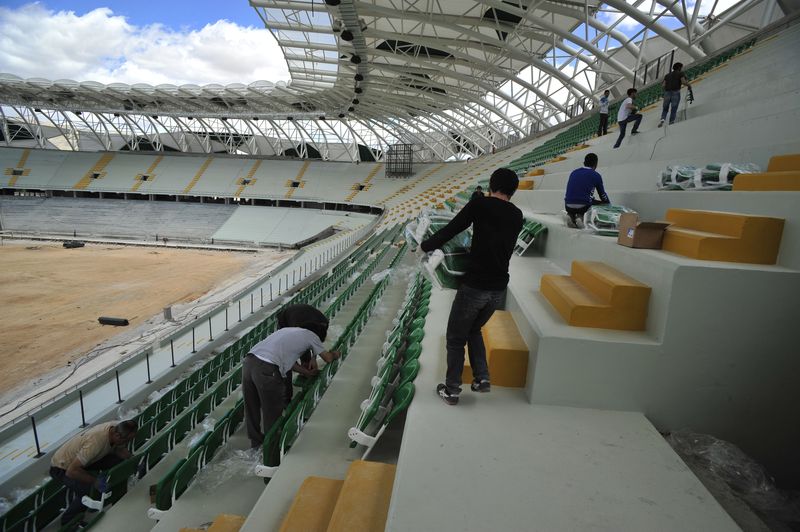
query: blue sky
[
  {"left": 0, "top": 1, "right": 290, "bottom": 84},
  {"left": 1, "top": 1, "right": 259, "bottom": 30}
]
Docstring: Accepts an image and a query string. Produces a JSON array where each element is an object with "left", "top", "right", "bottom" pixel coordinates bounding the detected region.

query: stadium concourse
[{"left": 0, "top": 1, "right": 799, "bottom": 532}]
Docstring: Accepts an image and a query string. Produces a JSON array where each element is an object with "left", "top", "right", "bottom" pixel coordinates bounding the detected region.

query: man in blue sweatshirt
[{"left": 564, "top": 153, "right": 610, "bottom": 228}]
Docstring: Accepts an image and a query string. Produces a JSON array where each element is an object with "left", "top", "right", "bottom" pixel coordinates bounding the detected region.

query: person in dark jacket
[
  {"left": 470, "top": 185, "right": 485, "bottom": 201},
  {"left": 659, "top": 63, "right": 691, "bottom": 127},
  {"left": 276, "top": 304, "right": 329, "bottom": 402},
  {"left": 563, "top": 153, "right": 610, "bottom": 228},
  {"left": 421, "top": 168, "right": 524, "bottom": 405}
]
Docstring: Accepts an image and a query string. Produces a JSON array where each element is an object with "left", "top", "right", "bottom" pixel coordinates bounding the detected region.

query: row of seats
[
  {"left": 505, "top": 38, "right": 758, "bottom": 175},
  {"left": 347, "top": 275, "right": 430, "bottom": 457},
  {"left": 255, "top": 242, "right": 408, "bottom": 479},
  {"left": 152, "top": 232, "right": 407, "bottom": 515},
  {"left": 148, "top": 399, "right": 245, "bottom": 520}
]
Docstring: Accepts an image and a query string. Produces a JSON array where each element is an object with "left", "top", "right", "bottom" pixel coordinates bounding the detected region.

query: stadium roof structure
[{"left": 0, "top": 0, "right": 783, "bottom": 161}]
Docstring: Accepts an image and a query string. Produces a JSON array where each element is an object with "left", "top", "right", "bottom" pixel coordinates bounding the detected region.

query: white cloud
[{"left": 0, "top": 4, "right": 290, "bottom": 85}]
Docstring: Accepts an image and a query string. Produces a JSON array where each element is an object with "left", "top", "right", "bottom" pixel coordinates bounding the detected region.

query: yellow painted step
[
  {"left": 541, "top": 263, "right": 650, "bottom": 331},
  {"left": 766, "top": 153, "right": 800, "bottom": 172},
  {"left": 182, "top": 157, "right": 213, "bottom": 194},
  {"left": 462, "top": 310, "right": 528, "bottom": 387},
  {"left": 518, "top": 179, "right": 534, "bottom": 190},
  {"left": 326, "top": 460, "right": 395, "bottom": 532},
  {"left": 279, "top": 477, "right": 343, "bottom": 532},
  {"left": 180, "top": 514, "right": 245, "bottom": 532},
  {"left": 733, "top": 171, "right": 800, "bottom": 191},
  {"left": 570, "top": 261, "right": 650, "bottom": 310},
  {"left": 526, "top": 168, "right": 544, "bottom": 177},
  {"left": 73, "top": 153, "right": 115, "bottom": 190},
  {"left": 662, "top": 209, "right": 784, "bottom": 264}
]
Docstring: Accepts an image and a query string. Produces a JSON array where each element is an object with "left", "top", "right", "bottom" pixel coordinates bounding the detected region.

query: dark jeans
[
  {"left": 242, "top": 355, "right": 286, "bottom": 448},
  {"left": 661, "top": 90, "right": 681, "bottom": 124},
  {"left": 444, "top": 284, "right": 504, "bottom": 394},
  {"left": 49, "top": 454, "right": 123, "bottom": 524},
  {"left": 597, "top": 113, "right": 608, "bottom": 136},
  {"left": 613, "top": 113, "right": 643, "bottom": 148},
  {"left": 565, "top": 199, "right": 607, "bottom": 223}
]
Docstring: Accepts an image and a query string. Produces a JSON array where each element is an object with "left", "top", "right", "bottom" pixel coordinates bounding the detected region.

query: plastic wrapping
[
  {"left": 667, "top": 431, "right": 800, "bottom": 524},
  {"left": 582, "top": 205, "right": 636, "bottom": 236},
  {"left": 658, "top": 163, "right": 760, "bottom": 190},
  {"left": 406, "top": 209, "right": 471, "bottom": 290}
]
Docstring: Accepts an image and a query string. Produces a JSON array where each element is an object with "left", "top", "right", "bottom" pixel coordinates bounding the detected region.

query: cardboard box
[{"left": 617, "top": 213, "right": 671, "bottom": 249}]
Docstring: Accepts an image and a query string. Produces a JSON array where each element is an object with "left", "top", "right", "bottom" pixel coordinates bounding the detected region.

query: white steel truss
[{"left": 0, "top": 0, "right": 784, "bottom": 161}]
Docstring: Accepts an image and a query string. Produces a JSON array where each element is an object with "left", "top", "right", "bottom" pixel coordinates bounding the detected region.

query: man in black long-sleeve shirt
[{"left": 421, "top": 168, "right": 524, "bottom": 405}]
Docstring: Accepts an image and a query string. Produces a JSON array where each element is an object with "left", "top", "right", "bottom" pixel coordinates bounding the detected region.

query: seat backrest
[
  {"left": 397, "top": 360, "right": 420, "bottom": 388},
  {"left": 173, "top": 452, "right": 200, "bottom": 502},
  {"left": 155, "top": 458, "right": 186, "bottom": 511},
  {"left": 32, "top": 487, "right": 68, "bottom": 530},
  {"left": 385, "top": 383, "right": 416, "bottom": 425}
]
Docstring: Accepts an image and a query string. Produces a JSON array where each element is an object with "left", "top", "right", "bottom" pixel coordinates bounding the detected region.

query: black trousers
[
  {"left": 597, "top": 113, "right": 608, "bottom": 136},
  {"left": 50, "top": 454, "right": 123, "bottom": 524}
]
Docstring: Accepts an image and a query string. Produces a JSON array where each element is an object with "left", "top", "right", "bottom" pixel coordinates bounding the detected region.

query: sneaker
[
  {"left": 471, "top": 379, "right": 491, "bottom": 393},
  {"left": 566, "top": 217, "right": 578, "bottom": 229},
  {"left": 658, "top": 120, "right": 664, "bottom": 128},
  {"left": 668, "top": 121, "right": 675, "bottom": 125},
  {"left": 631, "top": 130, "right": 639, "bottom": 136},
  {"left": 436, "top": 383, "right": 459, "bottom": 405}
]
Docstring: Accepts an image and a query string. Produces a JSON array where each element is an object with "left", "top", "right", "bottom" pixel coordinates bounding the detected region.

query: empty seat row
[{"left": 347, "top": 275, "right": 429, "bottom": 457}]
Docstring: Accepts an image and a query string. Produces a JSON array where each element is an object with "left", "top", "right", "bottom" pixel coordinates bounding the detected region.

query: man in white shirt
[
  {"left": 243, "top": 326, "right": 340, "bottom": 448},
  {"left": 597, "top": 89, "right": 610, "bottom": 136},
  {"left": 613, "top": 88, "right": 643, "bottom": 149}
]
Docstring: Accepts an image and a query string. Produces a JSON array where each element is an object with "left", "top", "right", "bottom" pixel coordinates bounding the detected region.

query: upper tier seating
[
  {"left": 732, "top": 152, "right": 800, "bottom": 190},
  {"left": 662, "top": 209, "right": 785, "bottom": 264}
]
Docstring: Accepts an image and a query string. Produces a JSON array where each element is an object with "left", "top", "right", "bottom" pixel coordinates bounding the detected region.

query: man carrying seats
[
  {"left": 421, "top": 168, "right": 523, "bottom": 405},
  {"left": 564, "top": 153, "right": 610, "bottom": 229},
  {"left": 49, "top": 420, "right": 137, "bottom": 526}
]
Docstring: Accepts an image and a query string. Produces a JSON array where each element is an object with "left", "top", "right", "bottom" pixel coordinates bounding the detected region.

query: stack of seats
[
  {"left": 347, "top": 275, "right": 428, "bottom": 457},
  {"left": 541, "top": 261, "right": 652, "bottom": 331}
]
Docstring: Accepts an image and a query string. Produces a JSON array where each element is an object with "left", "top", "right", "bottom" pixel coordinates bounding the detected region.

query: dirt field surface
[{"left": 0, "top": 242, "right": 255, "bottom": 395}]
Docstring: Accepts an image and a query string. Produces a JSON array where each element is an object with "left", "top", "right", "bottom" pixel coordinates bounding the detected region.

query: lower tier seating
[
  {"left": 462, "top": 310, "right": 529, "bottom": 387},
  {"left": 662, "top": 209, "right": 785, "bottom": 264},
  {"left": 280, "top": 460, "right": 396, "bottom": 532},
  {"left": 541, "top": 261, "right": 651, "bottom": 331}
]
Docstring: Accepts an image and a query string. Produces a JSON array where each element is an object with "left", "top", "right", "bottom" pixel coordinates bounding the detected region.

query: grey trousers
[{"left": 242, "top": 355, "right": 286, "bottom": 448}]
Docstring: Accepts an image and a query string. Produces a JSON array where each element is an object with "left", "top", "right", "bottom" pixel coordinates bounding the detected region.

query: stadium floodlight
[
  {"left": 350, "top": 55, "right": 361, "bottom": 64},
  {"left": 340, "top": 29, "right": 354, "bottom": 42},
  {"left": 354, "top": 74, "right": 364, "bottom": 82},
  {"left": 325, "top": 0, "right": 341, "bottom": 5},
  {"left": 352, "top": 99, "right": 360, "bottom": 104}
]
